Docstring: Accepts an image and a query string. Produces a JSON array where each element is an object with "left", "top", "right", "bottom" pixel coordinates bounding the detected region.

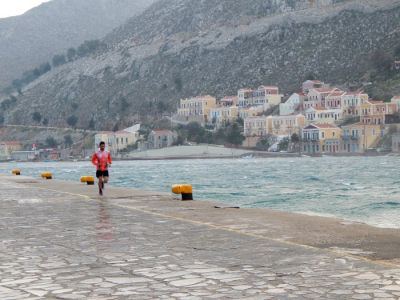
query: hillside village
[
  {"left": 2, "top": 78, "right": 400, "bottom": 161},
  {"left": 173, "top": 79, "right": 400, "bottom": 154}
]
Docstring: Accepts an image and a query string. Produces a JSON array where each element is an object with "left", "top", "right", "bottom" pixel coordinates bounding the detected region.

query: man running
[{"left": 91, "top": 141, "right": 112, "bottom": 195}]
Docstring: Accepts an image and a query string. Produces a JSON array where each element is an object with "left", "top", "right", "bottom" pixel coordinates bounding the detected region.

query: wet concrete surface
[{"left": 1, "top": 175, "right": 400, "bottom": 299}]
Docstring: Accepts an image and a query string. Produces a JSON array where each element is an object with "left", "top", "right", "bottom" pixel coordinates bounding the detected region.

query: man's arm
[
  {"left": 91, "top": 153, "right": 98, "bottom": 166},
  {"left": 108, "top": 153, "right": 112, "bottom": 165}
]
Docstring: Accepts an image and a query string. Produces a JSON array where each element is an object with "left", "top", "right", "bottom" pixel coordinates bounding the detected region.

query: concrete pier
[{"left": 1, "top": 175, "right": 400, "bottom": 299}]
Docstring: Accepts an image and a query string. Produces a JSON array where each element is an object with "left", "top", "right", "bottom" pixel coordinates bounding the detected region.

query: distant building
[
  {"left": 392, "top": 134, "right": 400, "bottom": 152},
  {"left": 244, "top": 116, "right": 269, "bottom": 137},
  {"left": 267, "top": 114, "right": 306, "bottom": 136},
  {"left": 244, "top": 114, "right": 305, "bottom": 137},
  {"left": 148, "top": 130, "right": 178, "bottom": 149},
  {"left": 208, "top": 105, "right": 239, "bottom": 128},
  {"left": 303, "top": 87, "right": 340, "bottom": 110},
  {"left": 39, "top": 149, "right": 61, "bottom": 161},
  {"left": 325, "top": 89, "right": 345, "bottom": 109},
  {"left": 219, "top": 96, "right": 238, "bottom": 107},
  {"left": 279, "top": 93, "right": 305, "bottom": 116},
  {"left": 360, "top": 100, "right": 397, "bottom": 125},
  {"left": 94, "top": 124, "right": 141, "bottom": 155},
  {"left": 341, "top": 92, "right": 368, "bottom": 117},
  {"left": 11, "top": 151, "right": 37, "bottom": 161},
  {"left": 305, "top": 107, "right": 342, "bottom": 124},
  {"left": 94, "top": 131, "right": 116, "bottom": 154},
  {"left": 0, "top": 141, "right": 22, "bottom": 159},
  {"left": 238, "top": 106, "right": 264, "bottom": 119},
  {"left": 302, "top": 80, "right": 324, "bottom": 94},
  {"left": 177, "top": 95, "right": 217, "bottom": 124},
  {"left": 302, "top": 123, "right": 342, "bottom": 154},
  {"left": 341, "top": 123, "right": 383, "bottom": 153},
  {"left": 390, "top": 96, "right": 400, "bottom": 111},
  {"left": 238, "top": 86, "right": 282, "bottom": 109}
]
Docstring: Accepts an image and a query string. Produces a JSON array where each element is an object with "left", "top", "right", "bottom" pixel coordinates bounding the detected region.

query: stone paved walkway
[{"left": 1, "top": 176, "right": 400, "bottom": 299}]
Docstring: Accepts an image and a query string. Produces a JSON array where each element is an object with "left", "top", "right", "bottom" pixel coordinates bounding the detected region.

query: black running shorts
[{"left": 96, "top": 170, "right": 109, "bottom": 178}]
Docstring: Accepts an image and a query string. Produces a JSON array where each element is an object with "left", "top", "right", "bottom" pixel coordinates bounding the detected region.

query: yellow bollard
[
  {"left": 12, "top": 169, "right": 21, "bottom": 175},
  {"left": 171, "top": 184, "right": 193, "bottom": 200},
  {"left": 41, "top": 171, "right": 52, "bottom": 179},
  {"left": 80, "top": 176, "right": 95, "bottom": 185}
]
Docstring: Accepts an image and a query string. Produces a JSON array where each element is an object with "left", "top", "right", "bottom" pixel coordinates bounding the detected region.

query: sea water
[{"left": 2, "top": 156, "right": 400, "bottom": 229}]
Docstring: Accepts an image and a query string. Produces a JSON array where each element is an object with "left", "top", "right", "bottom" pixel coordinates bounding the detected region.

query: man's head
[{"left": 99, "top": 141, "right": 106, "bottom": 151}]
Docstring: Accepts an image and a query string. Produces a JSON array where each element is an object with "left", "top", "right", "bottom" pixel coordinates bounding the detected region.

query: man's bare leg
[
  {"left": 98, "top": 176, "right": 103, "bottom": 195},
  {"left": 103, "top": 176, "right": 109, "bottom": 189}
]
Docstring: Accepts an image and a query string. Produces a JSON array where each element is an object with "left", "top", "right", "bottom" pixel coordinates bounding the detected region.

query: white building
[
  {"left": 280, "top": 93, "right": 304, "bottom": 116},
  {"left": 305, "top": 107, "right": 343, "bottom": 124},
  {"left": 94, "top": 124, "right": 142, "bottom": 155}
]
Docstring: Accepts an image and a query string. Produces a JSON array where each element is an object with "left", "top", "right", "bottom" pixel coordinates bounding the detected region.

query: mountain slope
[
  {"left": 0, "top": 0, "right": 155, "bottom": 90},
  {"left": 2, "top": 0, "right": 400, "bottom": 130}
]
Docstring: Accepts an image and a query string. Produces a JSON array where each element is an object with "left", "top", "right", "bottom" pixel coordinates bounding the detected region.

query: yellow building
[
  {"left": 302, "top": 124, "right": 342, "bottom": 154},
  {"left": 244, "top": 116, "right": 268, "bottom": 137},
  {"left": 238, "top": 86, "right": 282, "bottom": 109},
  {"left": 177, "top": 95, "right": 217, "bottom": 123},
  {"left": 239, "top": 106, "right": 264, "bottom": 119},
  {"left": 360, "top": 100, "right": 397, "bottom": 125},
  {"left": 341, "top": 123, "right": 383, "bottom": 153},
  {"left": 209, "top": 105, "right": 239, "bottom": 127},
  {"left": 341, "top": 92, "right": 368, "bottom": 116},
  {"left": 305, "top": 107, "right": 342, "bottom": 124},
  {"left": 267, "top": 114, "right": 306, "bottom": 136}
]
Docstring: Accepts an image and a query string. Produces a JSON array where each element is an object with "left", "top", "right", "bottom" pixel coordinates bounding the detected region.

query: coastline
[
  {"left": 119, "top": 144, "right": 395, "bottom": 160},
  {"left": 5, "top": 174, "right": 400, "bottom": 265}
]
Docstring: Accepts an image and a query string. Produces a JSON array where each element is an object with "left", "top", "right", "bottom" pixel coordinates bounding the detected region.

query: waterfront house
[
  {"left": 11, "top": 150, "right": 37, "bottom": 161},
  {"left": 244, "top": 116, "right": 268, "bottom": 137},
  {"left": 148, "top": 129, "right": 177, "bottom": 149},
  {"left": 302, "top": 123, "right": 341, "bottom": 154},
  {"left": 267, "top": 114, "right": 306, "bottom": 136},
  {"left": 341, "top": 123, "right": 383, "bottom": 153}
]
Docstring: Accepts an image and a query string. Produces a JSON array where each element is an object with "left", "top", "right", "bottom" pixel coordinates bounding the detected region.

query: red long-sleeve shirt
[{"left": 91, "top": 150, "right": 112, "bottom": 171}]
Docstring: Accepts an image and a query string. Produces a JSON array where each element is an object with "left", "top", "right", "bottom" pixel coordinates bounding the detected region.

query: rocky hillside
[
  {"left": 0, "top": 0, "right": 155, "bottom": 90},
  {"left": 1, "top": 0, "right": 400, "bottom": 130}
]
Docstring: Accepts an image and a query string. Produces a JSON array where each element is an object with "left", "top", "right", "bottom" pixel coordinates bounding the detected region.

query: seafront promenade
[{"left": 1, "top": 175, "right": 400, "bottom": 299}]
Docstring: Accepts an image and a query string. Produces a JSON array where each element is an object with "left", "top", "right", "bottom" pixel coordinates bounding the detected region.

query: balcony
[{"left": 342, "top": 135, "right": 359, "bottom": 141}]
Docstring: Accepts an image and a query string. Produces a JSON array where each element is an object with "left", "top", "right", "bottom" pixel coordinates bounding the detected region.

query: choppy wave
[{"left": 2, "top": 156, "right": 400, "bottom": 228}]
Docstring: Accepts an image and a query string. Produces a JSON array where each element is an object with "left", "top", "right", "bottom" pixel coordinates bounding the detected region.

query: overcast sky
[{"left": 0, "top": 0, "right": 51, "bottom": 18}]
